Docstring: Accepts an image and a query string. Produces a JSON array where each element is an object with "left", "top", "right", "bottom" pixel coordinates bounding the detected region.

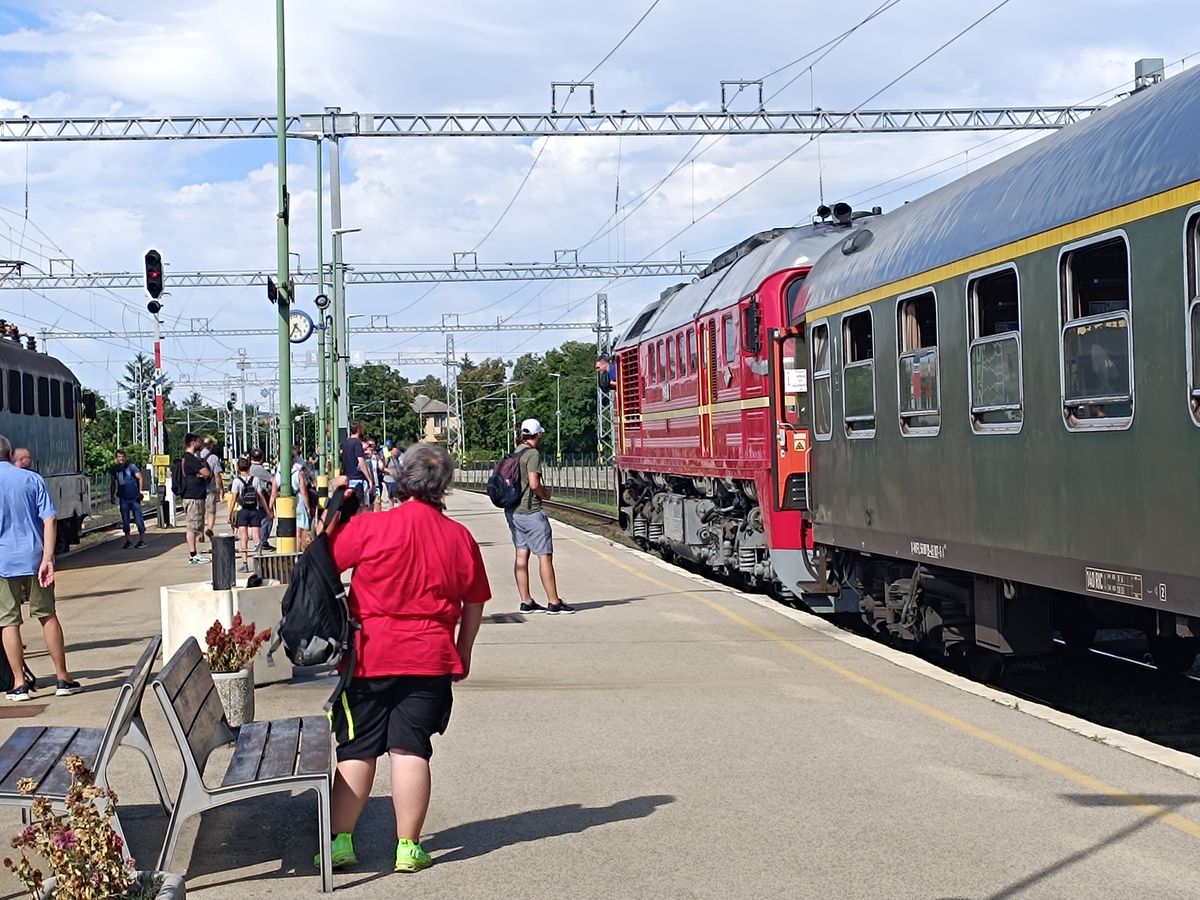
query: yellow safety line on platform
[{"left": 570, "top": 538, "right": 1200, "bottom": 842}]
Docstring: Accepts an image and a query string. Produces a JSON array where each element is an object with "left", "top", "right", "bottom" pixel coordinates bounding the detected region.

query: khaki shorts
[
  {"left": 204, "top": 492, "right": 218, "bottom": 517},
  {"left": 0, "top": 577, "right": 55, "bottom": 627},
  {"left": 184, "top": 498, "right": 206, "bottom": 533}
]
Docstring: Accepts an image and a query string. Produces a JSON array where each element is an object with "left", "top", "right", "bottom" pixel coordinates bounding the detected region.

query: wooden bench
[
  {"left": 153, "top": 637, "right": 333, "bottom": 892},
  {"left": 0, "top": 636, "right": 172, "bottom": 850}
]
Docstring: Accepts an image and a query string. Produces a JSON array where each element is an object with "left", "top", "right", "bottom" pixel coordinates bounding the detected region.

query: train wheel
[
  {"left": 1147, "top": 636, "right": 1200, "bottom": 675},
  {"left": 967, "top": 646, "right": 1005, "bottom": 682}
]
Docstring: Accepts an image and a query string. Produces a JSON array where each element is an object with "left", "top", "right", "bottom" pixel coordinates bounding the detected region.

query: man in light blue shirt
[{"left": 0, "top": 434, "right": 80, "bottom": 700}]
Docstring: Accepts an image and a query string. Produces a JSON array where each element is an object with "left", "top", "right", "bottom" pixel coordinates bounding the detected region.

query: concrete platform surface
[{"left": 2, "top": 491, "right": 1200, "bottom": 898}]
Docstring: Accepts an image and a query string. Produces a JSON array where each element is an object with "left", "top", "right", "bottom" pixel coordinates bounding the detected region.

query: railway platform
[{"left": 3, "top": 491, "right": 1200, "bottom": 898}]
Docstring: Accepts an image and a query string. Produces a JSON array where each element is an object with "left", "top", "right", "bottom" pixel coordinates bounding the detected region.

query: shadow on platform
[{"left": 59, "top": 535, "right": 178, "bottom": 569}]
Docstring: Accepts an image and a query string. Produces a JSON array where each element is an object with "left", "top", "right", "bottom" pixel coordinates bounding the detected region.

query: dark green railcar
[{"left": 797, "top": 64, "right": 1200, "bottom": 672}]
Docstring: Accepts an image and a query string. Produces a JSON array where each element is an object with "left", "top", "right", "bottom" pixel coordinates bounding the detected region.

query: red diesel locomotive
[{"left": 614, "top": 205, "right": 878, "bottom": 611}]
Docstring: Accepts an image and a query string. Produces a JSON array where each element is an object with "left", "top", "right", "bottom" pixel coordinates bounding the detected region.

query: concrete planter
[
  {"left": 160, "top": 581, "right": 292, "bottom": 685},
  {"left": 41, "top": 871, "right": 186, "bottom": 898},
  {"left": 211, "top": 667, "right": 255, "bottom": 727}
]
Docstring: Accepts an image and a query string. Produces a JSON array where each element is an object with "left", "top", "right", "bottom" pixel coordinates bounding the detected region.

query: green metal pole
[
  {"left": 315, "top": 137, "right": 328, "bottom": 479},
  {"left": 275, "top": 0, "right": 296, "bottom": 553}
]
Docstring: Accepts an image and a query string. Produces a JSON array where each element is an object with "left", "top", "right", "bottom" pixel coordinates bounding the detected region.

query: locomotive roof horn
[
  {"left": 816, "top": 204, "right": 832, "bottom": 220},
  {"left": 832, "top": 202, "right": 853, "bottom": 225}
]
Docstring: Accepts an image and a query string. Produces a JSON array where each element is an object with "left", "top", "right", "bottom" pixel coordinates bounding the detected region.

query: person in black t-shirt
[
  {"left": 340, "top": 420, "right": 374, "bottom": 506},
  {"left": 180, "top": 433, "right": 211, "bottom": 564}
]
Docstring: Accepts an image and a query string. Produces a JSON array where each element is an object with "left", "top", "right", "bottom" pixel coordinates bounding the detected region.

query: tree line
[{"left": 80, "top": 341, "right": 603, "bottom": 475}]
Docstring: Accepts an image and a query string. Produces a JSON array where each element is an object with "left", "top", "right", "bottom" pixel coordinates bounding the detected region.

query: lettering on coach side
[
  {"left": 1084, "top": 567, "right": 1143, "bottom": 602},
  {"left": 910, "top": 540, "right": 947, "bottom": 561}
]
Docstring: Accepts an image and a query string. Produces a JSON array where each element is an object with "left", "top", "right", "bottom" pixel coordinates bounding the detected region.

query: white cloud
[{"left": 0, "top": 0, "right": 1197, "bottom": 397}]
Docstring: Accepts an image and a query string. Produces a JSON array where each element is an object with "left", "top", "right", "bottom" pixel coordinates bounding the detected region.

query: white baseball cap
[{"left": 520, "top": 418, "right": 545, "bottom": 435}]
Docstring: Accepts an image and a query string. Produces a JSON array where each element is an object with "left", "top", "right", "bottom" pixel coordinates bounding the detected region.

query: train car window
[
  {"left": 968, "top": 267, "right": 1023, "bottom": 433},
  {"left": 676, "top": 334, "right": 685, "bottom": 377},
  {"left": 36, "top": 376, "right": 50, "bottom": 417},
  {"left": 63, "top": 382, "right": 75, "bottom": 420},
  {"left": 723, "top": 315, "right": 736, "bottom": 364},
  {"left": 780, "top": 332, "right": 809, "bottom": 427},
  {"left": 49, "top": 379, "right": 62, "bottom": 418},
  {"left": 21, "top": 373, "right": 34, "bottom": 416},
  {"left": 897, "top": 291, "right": 940, "bottom": 434},
  {"left": 645, "top": 346, "right": 655, "bottom": 384},
  {"left": 7, "top": 370, "right": 20, "bottom": 415},
  {"left": 1059, "top": 233, "right": 1133, "bottom": 428},
  {"left": 667, "top": 336, "right": 676, "bottom": 380},
  {"left": 811, "top": 322, "right": 833, "bottom": 439},
  {"left": 657, "top": 341, "right": 666, "bottom": 383},
  {"left": 842, "top": 309, "right": 876, "bottom": 437},
  {"left": 687, "top": 329, "right": 697, "bottom": 372},
  {"left": 1187, "top": 212, "right": 1200, "bottom": 425}
]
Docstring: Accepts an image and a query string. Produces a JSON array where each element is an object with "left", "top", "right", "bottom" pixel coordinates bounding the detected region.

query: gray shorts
[{"left": 505, "top": 509, "right": 554, "bottom": 556}]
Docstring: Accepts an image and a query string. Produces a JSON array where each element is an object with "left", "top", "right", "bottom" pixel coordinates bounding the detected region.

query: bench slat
[
  {"left": 157, "top": 639, "right": 202, "bottom": 701},
  {"left": 258, "top": 718, "right": 300, "bottom": 780},
  {"left": 38, "top": 728, "right": 104, "bottom": 796},
  {"left": 296, "top": 717, "right": 331, "bottom": 777},
  {"left": 172, "top": 667, "right": 214, "bottom": 739},
  {"left": 0, "top": 727, "right": 45, "bottom": 785},
  {"left": 222, "top": 722, "right": 271, "bottom": 787},
  {"left": 0, "top": 728, "right": 78, "bottom": 792},
  {"left": 186, "top": 688, "right": 231, "bottom": 764}
]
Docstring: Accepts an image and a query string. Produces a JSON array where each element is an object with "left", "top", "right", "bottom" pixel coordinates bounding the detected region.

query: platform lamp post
[
  {"left": 549, "top": 372, "right": 562, "bottom": 463},
  {"left": 271, "top": 0, "right": 296, "bottom": 554}
]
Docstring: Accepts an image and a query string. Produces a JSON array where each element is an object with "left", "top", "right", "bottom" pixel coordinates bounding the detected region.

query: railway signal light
[{"left": 143, "top": 249, "right": 165, "bottom": 302}]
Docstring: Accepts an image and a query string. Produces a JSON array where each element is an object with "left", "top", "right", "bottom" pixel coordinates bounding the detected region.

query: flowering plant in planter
[
  {"left": 204, "top": 613, "right": 271, "bottom": 673},
  {"left": 2, "top": 754, "right": 164, "bottom": 899}
]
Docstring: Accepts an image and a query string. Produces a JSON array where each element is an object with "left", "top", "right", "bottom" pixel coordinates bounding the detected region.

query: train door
[
  {"left": 699, "top": 320, "right": 716, "bottom": 458},
  {"left": 769, "top": 325, "right": 811, "bottom": 510}
]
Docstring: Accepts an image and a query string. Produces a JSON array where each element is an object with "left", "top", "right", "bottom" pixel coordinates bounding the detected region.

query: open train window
[
  {"left": 687, "top": 328, "right": 696, "bottom": 374},
  {"left": 968, "top": 266, "right": 1023, "bottom": 433},
  {"left": 22, "top": 373, "right": 34, "bottom": 416},
  {"left": 897, "top": 291, "right": 940, "bottom": 434},
  {"left": 810, "top": 321, "right": 833, "bottom": 440},
  {"left": 1059, "top": 233, "right": 1133, "bottom": 429},
  {"left": 49, "top": 379, "right": 62, "bottom": 418},
  {"left": 676, "top": 334, "right": 685, "bottom": 377},
  {"left": 63, "top": 382, "right": 74, "bottom": 420},
  {"left": 842, "top": 309, "right": 876, "bottom": 437},
  {"left": 1187, "top": 211, "right": 1200, "bottom": 425},
  {"left": 7, "top": 370, "right": 20, "bottom": 415}
]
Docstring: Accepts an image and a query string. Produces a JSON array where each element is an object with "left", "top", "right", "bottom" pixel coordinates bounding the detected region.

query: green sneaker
[
  {"left": 394, "top": 839, "right": 433, "bottom": 873},
  {"left": 314, "top": 832, "right": 357, "bottom": 870}
]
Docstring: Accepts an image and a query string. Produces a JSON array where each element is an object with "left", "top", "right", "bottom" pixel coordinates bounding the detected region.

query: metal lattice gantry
[
  {"left": 38, "top": 319, "right": 599, "bottom": 342},
  {"left": 0, "top": 105, "right": 1103, "bottom": 143},
  {"left": 0, "top": 259, "right": 706, "bottom": 291}
]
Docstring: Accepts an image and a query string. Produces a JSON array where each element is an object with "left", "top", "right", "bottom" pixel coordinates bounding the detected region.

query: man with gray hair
[{"left": 0, "top": 434, "right": 80, "bottom": 700}]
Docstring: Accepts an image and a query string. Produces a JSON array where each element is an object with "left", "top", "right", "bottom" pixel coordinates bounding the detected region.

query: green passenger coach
[{"left": 795, "top": 64, "right": 1200, "bottom": 673}]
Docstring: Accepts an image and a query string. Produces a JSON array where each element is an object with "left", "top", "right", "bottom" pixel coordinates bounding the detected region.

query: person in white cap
[{"left": 507, "top": 418, "right": 573, "bottom": 614}]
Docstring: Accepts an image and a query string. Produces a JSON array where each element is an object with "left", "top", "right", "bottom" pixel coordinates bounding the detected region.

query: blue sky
[{"left": 0, "top": 0, "right": 1197, "bottom": 406}]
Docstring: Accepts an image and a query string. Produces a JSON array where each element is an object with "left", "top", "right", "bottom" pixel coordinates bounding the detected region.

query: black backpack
[
  {"left": 486, "top": 447, "right": 529, "bottom": 509},
  {"left": 268, "top": 488, "right": 362, "bottom": 710},
  {"left": 236, "top": 476, "right": 260, "bottom": 510}
]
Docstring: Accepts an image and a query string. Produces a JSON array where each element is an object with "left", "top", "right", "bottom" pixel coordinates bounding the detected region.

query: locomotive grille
[{"left": 782, "top": 473, "right": 809, "bottom": 510}]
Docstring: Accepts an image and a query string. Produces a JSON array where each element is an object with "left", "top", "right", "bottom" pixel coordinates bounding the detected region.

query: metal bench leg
[
  {"left": 156, "top": 776, "right": 201, "bottom": 874},
  {"left": 123, "top": 714, "right": 173, "bottom": 814},
  {"left": 317, "top": 781, "right": 333, "bottom": 893}
]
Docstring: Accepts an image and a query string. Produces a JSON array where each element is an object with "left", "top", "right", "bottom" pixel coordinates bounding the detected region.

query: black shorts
[
  {"left": 330, "top": 675, "right": 453, "bottom": 762},
  {"left": 235, "top": 509, "right": 259, "bottom": 528}
]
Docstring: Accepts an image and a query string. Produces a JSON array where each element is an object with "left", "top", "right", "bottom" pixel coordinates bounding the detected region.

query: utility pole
[
  {"left": 327, "top": 112, "right": 353, "bottom": 453},
  {"left": 595, "top": 291, "right": 613, "bottom": 463},
  {"left": 550, "top": 372, "right": 562, "bottom": 463},
  {"left": 315, "top": 137, "right": 328, "bottom": 479},
  {"left": 238, "top": 353, "right": 249, "bottom": 455},
  {"left": 273, "top": 0, "right": 296, "bottom": 554}
]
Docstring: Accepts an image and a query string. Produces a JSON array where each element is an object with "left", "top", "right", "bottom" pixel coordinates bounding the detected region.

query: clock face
[{"left": 288, "top": 311, "right": 314, "bottom": 343}]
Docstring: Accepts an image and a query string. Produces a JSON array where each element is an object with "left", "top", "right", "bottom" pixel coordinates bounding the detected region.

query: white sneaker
[{"left": 188, "top": 554, "right": 210, "bottom": 565}]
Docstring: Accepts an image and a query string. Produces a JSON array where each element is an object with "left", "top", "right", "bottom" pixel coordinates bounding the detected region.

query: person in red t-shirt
[{"left": 321, "top": 443, "right": 491, "bottom": 874}]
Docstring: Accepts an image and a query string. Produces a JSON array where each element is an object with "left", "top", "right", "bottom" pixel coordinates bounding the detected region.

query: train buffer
[{"left": 6, "top": 491, "right": 1200, "bottom": 897}]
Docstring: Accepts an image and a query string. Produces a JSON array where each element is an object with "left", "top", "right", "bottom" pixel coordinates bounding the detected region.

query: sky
[{"left": 0, "top": 0, "right": 1197, "bottom": 412}]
